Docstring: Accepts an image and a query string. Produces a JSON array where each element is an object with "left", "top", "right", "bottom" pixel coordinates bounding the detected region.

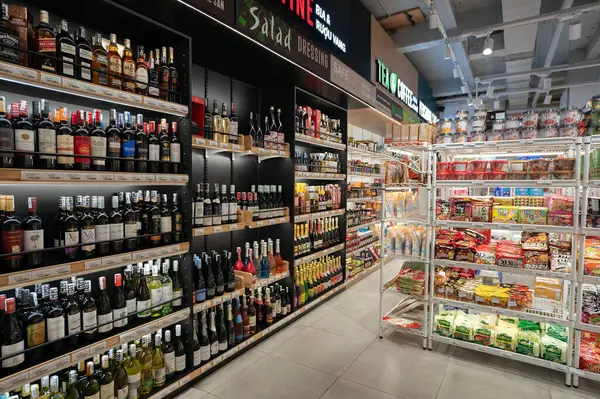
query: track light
[
  {"left": 543, "top": 94, "right": 553, "bottom": 105},
  {"left": 569, "top": 22, "right": 582, "bottom": 41},
  {"left": 461, "top": 86, "right": 469, "bottom": 94},
  {"left": 444, "top": 43, "right": 451, "bottom": 60},
  {"left": 494, "top": 100, "right": 501, "bottom": 110},
  {"left": 543, "top": 77, "right": 552, "bottom": 90},
  {"left": 429, "top": 10, "right": 438, "bottom": 30},
  {"left": 453, "top": 67, "right": 460, "bottom": 79},
  {"left": 486, "top": 85, "right": 494, "bottom": 97},
  {"left": 483, "top": 37, "right": 493, "bottom": 56}
]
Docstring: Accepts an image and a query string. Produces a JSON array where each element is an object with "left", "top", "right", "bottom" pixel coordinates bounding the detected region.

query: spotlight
[
  {"left": 569, "top": 22, "right": 582, "bottom": 41},
  {"left": 429, "top": 10, "right": 438, "bottom": 29},
  {"left": 483, "top": 37, "right": 493, "bottom": 56}
]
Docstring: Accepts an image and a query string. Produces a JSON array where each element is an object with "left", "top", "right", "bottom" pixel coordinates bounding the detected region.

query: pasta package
[
  {"left": 452, "top": 313, "right": 475, "bottom": 341},
  {"left": 585, "top": 238, "right": 600, "bottom": 260},
  {"left": 542, "top": 334, "right": 567, "bottom": 363},
  {"left": 516, "top": 330, "right": 542, "bottom": 357},
  {"left": 494, "top": 324, "right": 518, "bottom": 351},
  {"left": 518, "top": 207, "right": 548, "bottom": 225},
  {"left": 492, "top": 206, "right": 520, "bottom": 223}
]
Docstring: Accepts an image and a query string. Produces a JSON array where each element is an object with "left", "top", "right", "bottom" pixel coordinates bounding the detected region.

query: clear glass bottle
[
  {"left": 160, "top": 261, "right": 173, "bottom": 315},
  {"left": 149, "top": 264, "right": 163, "bottom": 318},
  {"left": 151, "top": 334, "right": 165, "bottom": 388},
  {"left": 124, "top": 344, "right": 141, "bottom": 399}
]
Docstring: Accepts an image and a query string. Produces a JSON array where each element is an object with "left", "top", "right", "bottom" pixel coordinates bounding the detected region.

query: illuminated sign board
[{"left": 376, "top": 59, "right": 438, "bottom": 124}]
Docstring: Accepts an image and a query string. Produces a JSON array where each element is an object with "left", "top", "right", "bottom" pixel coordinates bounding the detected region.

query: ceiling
[{"left": 360, "top": 0, "right": 600, "bottom": 115}]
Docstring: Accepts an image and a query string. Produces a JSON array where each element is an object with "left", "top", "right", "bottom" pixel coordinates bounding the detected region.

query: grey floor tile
[
  {"left": 550, "top": 385, "right": 598, "bottom": 399},
  {"left": 253, "top": 323, "right": 306, "bottom": 354},
  {"left": 336, "top": 306, "right": 380, "bottom": 334},
  {"left": 211, "top": 354, "right": 336, "bottom": 399},
  {"left": 436, "top": 358, "right": 551, "bottom": 399},
  {"left": 341, "top": 335, "right": 450, "bottom": 399},
  {"left": 194, "top": 348, "right": 266, "bottom": 392},
  {"left": 321, "top": 379, "right": 402, "bottom": 399},
  {"left": 311, "top": 307, "right": 378, "bottom": 343},
  {"left": 271, "top": 326, "right": 370, "bottom": 376},
  {"left": 175, "top": 387, "right": 212, "bottom": 399},
  {"left": 291, "top": 302, "right": 336, "bottom": 327}
]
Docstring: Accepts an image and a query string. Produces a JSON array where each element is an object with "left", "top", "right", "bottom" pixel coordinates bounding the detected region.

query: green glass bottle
[
  {"left": 113, "top": 349, "right": 129, "bottom": 399},
  {"left": 80, "top": 362, "right": 99, "bottom": 399},
  {"left": 65, "top": 371, "right": 81, "bottom": 399},
  {"left": 160, "top": 261, "right": 173, "bottom": 316},
  {"left": 138, "top": 336, "right": 153, "bottom": 394},
  {"left": 49, "top": 376, "right": 64, "bottom": 399},
  {"left": 99, "top": 355, "right": 114, "bottom": 399},
  {"left": 149, "top": 264, "right": 163, "bottom": 318},
  {"left": 152, "top": 334, "right": 166, "bottom": 387},
  {"left": 124, "top": 344, "right": 141, "bottom": 399}
]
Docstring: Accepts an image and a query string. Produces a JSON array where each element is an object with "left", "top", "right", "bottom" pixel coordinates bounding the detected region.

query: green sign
[{"left": 402, "top": 108, "right": 420, "bottom": 124}]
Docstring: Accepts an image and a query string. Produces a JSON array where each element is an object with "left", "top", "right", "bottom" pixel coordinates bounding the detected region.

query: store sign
[
  {"left": 237, "top": 0, "right": 330, "bottom": 78},
  {"left": 186, "top": 0, "right": 235, "bottom": 26},
  {"left": 375, "top": 89, "right": 403, "bottom": 123},
  {"left": 376, "top": 59, "right": 438, "bottom": 124},
  {"left": 330, "top": 55, "right": 375, "bottom": 106}
]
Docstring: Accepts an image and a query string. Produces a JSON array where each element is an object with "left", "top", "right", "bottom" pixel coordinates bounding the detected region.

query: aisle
[{"left": 175, "top": 259, "right": 600, "bottom": 399}]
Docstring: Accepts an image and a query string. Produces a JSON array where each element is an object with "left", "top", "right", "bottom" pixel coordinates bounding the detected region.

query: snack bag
[
  {"left": 494, "top": 324, "right": 518, "bottom": 351},
  {"left": 452, "top": 313, "right": 475, "bottom": 341},
  {"left": 434, "top": 313, "right": 454, "bottom": 337},
  {"left": 516, "top": 330, "right": 541, "bottom": 357},
  {"left": 473, "top": 314, "right": 498, "bottom": 346},
  {"left": 541, "top": 334, "right": 567, "bottom": 363}
]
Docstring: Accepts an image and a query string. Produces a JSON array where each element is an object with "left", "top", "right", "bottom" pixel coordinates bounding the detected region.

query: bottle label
[
  {"left": 24, "top": 229, "right": 44, "bottom": 252},
  {"left": 68, "top": 312, "right": 81, "bottom": 335},
  {"left": 61, "top": 42, "right": 75, "bottom": 55},
  {"left": 153, "top": 367, "right": 166, "bottom": 385},
  {"left": 210, "top": 341, "right": 219, "bottom": 356},
  {"left": 0, "top": 32, "right": 19, "bottom": 63},
  {"left": 135, "top": 67, "right": 148, "bottom": 90},
  {"left": 84, "top": 394, "right": 99, "bottom": 399},
  {"left": 122, "top": 139, "right": 136, "bottom": 158},
  {"left": 113, "top": 307, "right": 128, "bottom": 328},
  {"left": 172, "top": 290, "right": 183, "bottom": 307},
  {"left": 194, "top": 201, "right": 204, "bottom": 223},
  {"left": 160, "top": 216, "right": 172, "bottom": 233},
  {"left": 90, "top": 136, "right": 107, "bottom": 165},
  {"left": 162, "top": 285, "right": 173, "bottom": 304},
  {"left": 14, "top": 128, "right": 35, "bottom": 152},
  {"left": 61, "top": 42, "right": 76, "bottom": 75},
  {"left": 124, "top": 222, "right": 137, "bottom": 238},
  {"left": 26, "top": 321, "right": 45, "bottom": 347},
  {"left": 229, "top": 202, "right": 237, "bottom": 222},
  {"left": 81, "top": 227, "right": 96, "bottom": 253},
  {"left": 192, "top": 349, "right": 202, "bottom": 367},
  {"left": 164, "top": 351, "right": 175, "bottom": 374},
  {"left": 230, "top": 121, "right": 238, "bottom": 136},
  {"left": 38, "top": 128, "right": 56, "bottom": 160},
  {"left": 200, "top": 345, "right": 211, "bottom": 361},
  {"left": 206, "top": 287, "right": 216, "bottom": 298},
  {"left": 109, "top": 55, "right": 122, "bottom": 85},
  {"left": 64, "top": 230, "right": 79, "bottom": 248},
  {"left": 74, "top": 135, "right": 91, "bottom": 165},
  {"left": 82, "top": 309, "right": 97, "bottom": 330},
  {"left": 160, "top": 141, "right": 170, "bottom": 161},
  {"left": 151, "top": 287, "right": 163, "bottom": 308},
  {"left": 57, "top": 134, "right": 74, "bottom": 165},
  {"left": 80, "top": 48, "right": 93, "bottom": 79},
  {"left": 126, "top": 298, "right": 137, "bottom": 316},
  {"left": 149, "top": 143, "right": 160, "bottom": 161},
  {"left": 195, "top": 288, "right": 206, "bottom": 302},
  {"left": 117, "top": 385, "right": 128, "bottom": 399},
  {"left": 97, "top": 312, "right": 113, "bottom": 333},
  {"left": 249, "top": 316, "right": 256, "bottom": 328},
  {"left": 123, "top": 60, "right": 136, "bottom": 90},
  {"left": 1, "top": 340, "right": 24, "bottom": 368},
  {"left": 137, "top": 299, "right": 151, "bottom": 317},
  {"left": 108, "top": 139, "right": 121, "bottom": 152},
  {"left": 0, "top": 127, "right": 14, "bottom": 160},
  {"left": 175, "top": 354, "right": 186, "bottom": 371},
  {"left": 100, "top": 381, "right": 114, "bottom": 399},
  {"left": 136, "top": 139, "right": 148, "bottom": 159},
  {"left": 95, "top": 224, "right": 110, "bottom": 242},
  {"left": 219, "top": 341, "right": 227, "bottom": 352},
  {"left": 222, "top": 202, "right": 230, "bottom": 222},
  {"left": 203, "top": 205, "right": 212, "bottom": 226},
  {"left": 127, "top": 372, "right": 141, "bottom": 393},
  {"left": 47, "top": 315, "right": 66, "bottom": 341},
  {"left": 170, "top": 142, "right": 181, "bottom": 163},
  {"left": 110, "top": 223, "right": 124, "bottom": 240}
]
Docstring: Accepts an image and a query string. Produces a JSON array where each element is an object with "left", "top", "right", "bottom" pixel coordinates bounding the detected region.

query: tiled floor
[{"left": 176, "top": 260, "right": 600, "bottom": 399}]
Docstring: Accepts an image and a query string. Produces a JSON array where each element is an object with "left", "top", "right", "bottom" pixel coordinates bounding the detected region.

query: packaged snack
[
  {"left": 492, "top": 206, "right": 519, "bottom": 223},
  {"left": 486, "top": 130, "right": 503, "bottom": 141},
  {"left": 473, "top": 314, "right": 497, "bottom": 346},
  {"left": 497, "top": 316, "right": 519, "bottom": 327},
  {"left": 524, "top": 250, "right": 550, "bottom": 270},
  {"left": 486, "top": 172, "right": 506, "bottom": 180},
  {"left": 490, "top": 289, "right": 510, "bottom": 308},
  {"left": 529, "top": 172, "right": 551, "bottom": 180},
  {"left": 553, "top": 158, "right": 575, "bottom": 172},
  {"left": 516, "top": 330, "right": 541, "bottom": 357},
  {"left": 507, "top": 171, "right": 528, "bottom": 180},
  {"left": 528, "top": 158, "right": 551, "bottom": 172},
  {"left": 541, "top": 334, "right": 567, "bottom": 363},
  {"left": 450, "top": 198, "right": 472, "bottom": 221},
  {"left": 490, "top": 160, "right": 509, "bottom": 172},
  {"left": 518, "top": 207, "right": 548, "bottom": 225},
  {"left": 494, "top": 324, "right": 518, "bottom": 351},
  {"left": 471, "top": 199, "right": 493, "bottom": 222},
  {"left": 470, "top": 132, "right": 487, "bottom": 142},
  {"left": 585, "top": 238, "right": 600, "bottom": 259},
  {"left": 546, "top": 194, "right": 574, "bottom": 213},
  {"left": 469, "top": 160, "right": 488, "bottom": 173},
  {"left": 521, "top": 127, "right": 537, "bottom": 139},
  {"left": 521, "top": 232, "right": 548, "bottom": 251},
  {"left": 437, "top": 162, "right": 452, "bottom": 173},
  {"left": 434, "top": 313, "right": 454, "bottom": 337},
  {"left": 547, "top": 211, "right": 574, "bottom": 226},
  {"left": 470, "top": 172, "right": 486, "bottom": 180},
  {"left": 496, "top": 252, "right": 524, "bottom": 268},
  {"left": 435, "top": 244, "right": 455, "bottom": 260},
  {"left": 503, "top": 129, "right": 520, "bottom": 140},
  {"left": 513, "top": 196, "right": 531, "bottom": 207},
  {"left": 475, "top": 245, "right": 496, "bottom": 264},
  {"left": 494, "top": 197, "right": 515, "bottom": 206},
  {"left": 584, "top": 260, "right": 600, "bottom": 276},
  {"left": 436, "top": 200, "right": 450, "bottom": 220},
  {"left": 452, "top": 313, "right": 475, "bottom": 341},
  {"left": 552, "top": 171, "right": 575, "bottom": 180}
]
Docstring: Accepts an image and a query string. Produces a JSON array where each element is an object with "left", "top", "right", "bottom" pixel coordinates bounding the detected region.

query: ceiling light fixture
[
  {"left": 569, "top": 22, "right": 582, "bottom": 40},
  {"left": 429, "top": 10, "right": 438, "bottom": 30},
  {"left": 543, "top": 94, "right": 553, "bottom": 105},
  {"left": 453, "top": 66, "right": 460, "bottom": 79},
  {"left": 444, "top": 43, "right": 451, "bottom": 60},
  {"left": 483, "top": 37, "right": 494, "bottom": 56},
  {"left": 486, "top": 85, "right": 494, "bottom": 97}
]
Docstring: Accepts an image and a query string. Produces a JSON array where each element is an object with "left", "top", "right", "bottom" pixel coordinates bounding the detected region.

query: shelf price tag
[
  {"left": 133, "top": 250, "right": 152, "bottom": 261},
  {"left": 0, "top": 371, "right": 31, "bottom": 393},
  {"left": 90, "top": 340, "right": 107, "bottom": 354},
  {"left": 102, "top": 256, "right": 119, "bottom": 266},
  {"left": 195, "top": 138, "right": 206, "bottom": 146},
  {"left": 40, "top": 72, "right": 62, "bottom": 86},
  {"left": 15, "top": 66, "right": 38, "bottom": 80},
  {"left": 8, "top": 272, "right": 31, "bottom": 285},
  {"left": 70, "top": 347, "right": 90, "bottom": 363},
  {"left": 232, "top": 144, "right": 241, "bottom": 151},
  {"left": 214, "top": 226, "right": 223, "bottom": 233},
  {"left": 50, "top": 264, "right": 71, "bottom": 277},
  {"left": 195, "top": 228, "right": 205, "bottom": 236},
  {"left": 83, "top": 83, "right": 100, "bottom": 94},
  {"left": 208, "top": 140, "right": 218, "bottom": 147},
  {"left": 62, "top": 77, "right": 85, "bottom": 91}
]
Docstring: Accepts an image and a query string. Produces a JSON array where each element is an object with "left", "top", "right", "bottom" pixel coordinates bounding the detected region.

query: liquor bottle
[
  {"left": 93, "top": 196, "right": 110, "bottom": 256},
  {"left": 113, "top": 273, "right": 128, "bottom": 329},
  {"left": 123, "top": 268, "right": 137, "bottom": 323},
  {"left": 137, "top": 265, "right": 151, "bottom": 318},
  {"left": 149, "top": 264, "right": 163, "bottom": 318},
  {"left": 125, "top": 344, "right": 141, "bottom": 399},
  {"left": 168, "top": 47, "right": 179, "bottom": 102},
  {"left": 160, "top": 261, "right": 173, "bottom": 315},
  {"left": 211, "top": 100, "right": 222, "bottom": 142},
  {"left": 65, "top": 282, "right": 81, "bottom": 346},
  {"left": 267, "top": 239, "right": 277, "bottom": 276},
  {"left": 56, "top": 20, "right": 75, "bottom": 77},
  {"left": 71, "top": 110, "right": 90, "bottom": 169},
  {"left": 152, "top": 334, "right": 166, "bottom": 387},
  {"left": 114, "top": 350, "right": 128, "bottom": 399},
  {"left": 147, "top": 50, "right": 159, "bottom": 99},
  {"left": 62, "top": 197, "right": 79, "bottom": 260},
  {"left": 223, "top": 250, "right": 236, "bottom": 293},
  {"left": 247, "top": 291, "right": 256, "bottom": 336},
  {"left": 233, "top": 298, "right": 243, "bottom": 344},
  {"left": 105, "top": 110, "right": 120, "bottom": 172},
  {"left": 97, "top": 276, "right": 113, "bottom": 335},
  {"left": 248, "top": 111, "right": 256, "bottom": 147},
  {"left": 139, "top": 336, "right": 153, "bottom": 394},
  {"left": 77, "top": 196, "right": 95, "bottom": 258},
  {"left": 223, "top": 300, "right": 234, "bottom": 349},
  {"left": 168, "top": 121, "right": 181, "bottom": 174},
  {"left": 260, "top": 241, "right": 270, "bottom": 279},
  {"left": 135, "top": 46, "right": 148, "bottom": 95},
  {"left": 234, "top": 246, "right": 244, "bottom": 272},
  {"left": 81, "top": 280, "right": 97, "bottom": 340},
  {"left": 205, "top": 256, "right": 216, "bottom": 300},
  {"left": 216, "top": 304, "right": 227, "bottom": 354},
  {"left": 203, "top": 98, "right": 213, "bottom": 140},
  {"left": 195, "top": 255, "right": 206, "bottom": 303},
  {"left": 57, "top": 107, "right": 74, "bottom": 169},
  {"left": 34, "top": 99, "right": 55, "bottom": 169},
  {"left": 274, "top": 284, "right": 282, "bottom": 321},
  {"left": 23, "top": 292, "right": 44, "bottom": 362},
  {"left": 14, "top": 100, "right": 35, "bottom": 168},
  {"left": 174, "top": 324, "right": 187, "bottom": 371},
  {"left": 45, "top": 287, "right": 65, "bottom": 355},
  {"left": 147, "top": 121, "right": 159, "bottom": 173},
  {"left": 148, "top": 191, "right": 161, "bottom": 247},
  {"left": 22, "top": 196, "right": 43, "bottom": 267},
  {"left": 159, "top": 47, "right": 170, "bottom": 101},
  {"left": 0, "top": 97, "right": 12, "bottom": 168},
  {"left": 66, "top": 370, "right": 80, "bottom": 399},
  {"left": 220, "top": 103, "right": 230, "bottom": 144},
  {"left": 162, "top": 330, "right": 175, "bottom": 380},
  {"left": 264, "top": 287, "right": 273, "bottom": 327},
  {"left": 160, "top": 193, "right": 172, "bottom": 245},
  {"left": 255, "top": 113, "right": 263, "bottom": 148},
  {"left": 81, "top": 362, "right": 100, "bottom": 399},
  {"left": 89, "top": 109, "right": 106, "bottom": 171},
  {"left": 216, "top": 184, "right": 228, "bottom": 226},
  {"left": 131, "top": 115, "right": 147, "bottom": 173},
  {"left": 123, "top": 192, "right": 137, "bottom": 251},
  {"left": 208, "top": 308, "right": 219, "bottom": 358},
  {"left": 91, "top": 33, "right": 108, "bottom": 86},
  {"left": 203, "top": 183, "right": 212, "bottom": 227},
  {"left": 171, "top": 260, "right": 183, "bottom": 308},
  {"left": 229, "top": 103, "right": 238, "bottom": 144},
  {"left": 107, "top": 34, "right": 122, "bottom": 90},
  {"left": 110, "top": 195, "right": 124, "bottom": 253},
  {"left": 159, "top": 119, "right": 170, "bottom": 174},
  {"left": 172, "top": 192, "right": 183, "bottom": 243},
  {"left": 245, "top": 247, "right": 256, "bottom": 276},
  {"left": 34, "top": 10, "right": 56, "bottom": 72},
  {"left": 241, "top": 295, "right": 250, "bottom": 339},
  {"left": 74, "top": 26, "right": 93, "bottom": 82},
  {"left": 192, "top": 184, "right": 203, "bottom": 228},
  {"left": 99, "top": 355, "right": 114, "bottom": 399},
  {"left": 122, "top": 39, "right": 136, "bottom": 93},
  {"left": 227, "top": 185, "right": 237, "bottom": 223},
  {"left": 121, "top": 112, "right": 136, "bottom": 172}
]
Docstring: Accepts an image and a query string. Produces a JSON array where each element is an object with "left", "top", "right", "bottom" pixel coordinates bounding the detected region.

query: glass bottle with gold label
[
  {"left": 91, "top": 33, "right": 108, "bottom": 86},
  {"left": 122, "top": 39, "right": 136, "bottom": 93},
  {"left": 221, "top": 103, "right": 230, "bottom": 143},
  {"left": 211, "top": 100, "right": 222, "bottom": 143},
  {"left": 107, "top": 34, "right": 122, "bottom": 90}
]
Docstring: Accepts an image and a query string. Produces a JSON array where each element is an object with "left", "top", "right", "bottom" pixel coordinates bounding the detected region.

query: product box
[
  {"left": 409, "top": 124, "right": 419, "bottom": 141},
  {"left": 392, "top": 124, "right": 401, "bottom": 142},
  {"left": 492, "top": 205, "right": 519, "bottom": 223},
  {"left": 311, "top": 108, "right": 321, "bottom": 138},
  {"left": 385, "top": 123, "right": 393, "bottom": 143},
  {"left": 419, "top": 123, "right": 432, "bottom": 142},
  {"left": 8, "top": 5, "right": 30, "bottom": 66},
  {"left": 302, "top": 106, "right": 312, "bottom": 136},
  {"left": 401, "top": 124, "right": 410, "bottom": 142}
]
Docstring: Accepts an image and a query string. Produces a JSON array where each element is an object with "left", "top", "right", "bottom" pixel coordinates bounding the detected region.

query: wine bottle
[
  {"left": 1, "top": 297, "right": 25, "bottom": 368},
  {"left": 109, "top": 195, "right": 124, "bottom": 254},
  {"left": 123, "top": 193, "right": 137, "bottom": 252},
  {"left": 233, "top": 247, "right": 244, "bottom": 272},
  {"left": 171, "top": 261, "right": 183, "bottom": 308},
  {"left": 136, "top": 265, "right": 151, "bottom": 319},
  {"left": 81, "top": 280, "right": 97, "bottom": 341},
  {"left": 241, "top": 295, "right": 250, "bottom": 339},
  {"left": 208, "top": 309, "right": 219, "bottom": 359},
  {"left": 81, "top": 362, "right": 100, "bottom": 399},
  {"left": 215, "top": 254, "right": 225, "bottom": 297},
  {"left": 65, "top": 282, "right": 81, "bottom": 346},
  {"left": 160, "top": 193, "right": 172, "bottom": 245},
  {"left": 174, "top": 324, "right": 186, "bottom": 372},
  {"left": 99, "top": 355, "right": 114, "bottom": 399},
  {"left": 23, "top": 197, "right": 44, "bottom": 267},
  {"left": 162, "top": 330, "right": 175, "bottom": 380},
  {"left": 205, "top": 256, "right": 216, "bottom": 300},
  {"left": 63, "top": 196, "right": 79, "bottom": 261},
  {"left": 216, "top": 304, "right": 227, "bottom": 354},
  {"left": 138, "top": 336, "right": 153, "bottom": 395},
  {"left": 80, "top": 196, "right": 96, "bottom": 258},
  {"left": 123, "top": 267, "right": 137, "bottom": 323},
  {"left": 113, "top": 349, "right": 128, "bottom": 399},
  {"left": 159, "top": 261, "right": 173, "bottom": 315},
  {"left": 149, "top": 264, "right": 163, "bottom": 318},
  {"left": 95, "top": 196, "right": 110, "bottom": 256},
  {"left": 247, "top": 291, "right": 257, "bottom": 336},
  {"left": 125, "top": 344, "right": 141, "bottom": 399},
  {"left": 112, "top": 273, "right": 127, "bottom": 329},
  {"left": 194, "top": 255, "right": 206, "bottom": 303},
  {"left": 24, "top": 292, "right": 45, "bottom": 362},
  {"left": 233, "top": 298, "right": 243, "bottom": 344},
  {"left": 96, "top": 276, "right": 113, "bottom": 335},
  {"left": 223, "top": 250, "right": 236, "bottom": 293},
  {"left": 45, "top": 287, "right": 65, "bottom": 355},
  {"left": 225, "top": 301, "right": 235, "bottom": 349},
  {"left": 152, "top": 334, "right": 166, "bottom": 387}
]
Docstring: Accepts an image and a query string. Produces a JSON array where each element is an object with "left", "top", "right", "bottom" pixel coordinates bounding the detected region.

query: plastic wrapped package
[
  {"left": 541, "top": 334, "right": 567, "bottom": 363},
  {"left": 518, "top": 207, "right": 548, "bottom": 225},
  {"left": 452, "top": 313, "right": 476, "bottom": 341},
  {"left": 434, "top": 313, "right": 455, "bottom": 337},
  {"left": 473, "top": 314, "right": 498, "bottom": 346},
  {"left": 521, "top": 232, "right": 548, "bottom": 251},
  {"left": 494, "top": 324, "right": 518, "bottom": 351},
  {"left": 471, "top": 199, "right": 493, "bottom": 222},
  {"left": 546, "top": 194, "right": 574, "bottom": 213},
  {"left": 516, "top": 330, "right": 542, "bottom": 357},
  {"left": 547, "top": 211, "right": 573, "bottom": 226},
  {"left": 492, "top": 206, "right": 520, "bottom": 223}
]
